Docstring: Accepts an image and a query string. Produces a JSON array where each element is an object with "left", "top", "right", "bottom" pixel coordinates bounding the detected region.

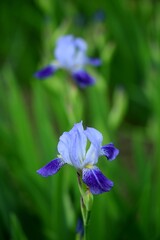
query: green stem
[
  {"left": 63, "top": 75, "right": 77, "bottom": 125},
  {"left": 77, "top": 172, "right": 93, "bottom": 240},
  {"left": 80, "top": 197, "right": 88, "bottom": 240},
  {"left": 84, "top": 226, "right": 87, "bottom": 240}
]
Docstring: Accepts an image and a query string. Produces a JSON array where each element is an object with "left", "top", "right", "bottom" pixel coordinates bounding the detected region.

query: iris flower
[
  {"left": 34, "top": 35, "right": 101, "bottom": 88},
  {"left": 37, "top": 122, "right": 119, "bottom": 195}
]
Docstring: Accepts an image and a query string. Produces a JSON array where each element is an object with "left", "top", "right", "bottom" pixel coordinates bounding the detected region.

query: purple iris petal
[
  {"left": 34, "top": 65, "right": 56, "bottom": 79},
  {"left": 82, "top": 167, "right": 114, "bottom": 195},
  {"left": 87, "top": 58, "right": 101, "bottom": 66},
  {"left": 72, "top": 70, "right": 95, "bottom": 88},
  {"left": 37, "top": 158, "right": 65, "bottom": 177},
  {"left": 101, "top": 143, "right": 119, "bottom": 161}
]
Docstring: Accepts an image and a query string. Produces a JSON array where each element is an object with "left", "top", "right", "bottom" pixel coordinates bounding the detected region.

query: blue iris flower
[
  {"left": 34, "top": 35, "right": 101, "bottom": 88},
  {"left": 37, "top": 122, "right": 119, "bottom": 195}
]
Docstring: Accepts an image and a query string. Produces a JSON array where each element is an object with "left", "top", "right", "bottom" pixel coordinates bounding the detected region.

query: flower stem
[
  {"left": 77, "top": 172, "right": 93, "bottom": 240},
  {"left": 64, "top": 75, "right": 77, "bottom": 125}
]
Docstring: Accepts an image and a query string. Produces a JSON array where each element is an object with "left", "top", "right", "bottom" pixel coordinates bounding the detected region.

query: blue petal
[
  {"left": 75, "top": 38, "right": 87, "bottom": 51},
  {"left": 56, "top": 35, "right": 74, "bottom": 47},
  {"left": 57, "top": 132, "right": 73, "bottom": 165},
  {"left": 58, "top": 122, "right": 87, "bottom": 169},
  {"left": 101, "top": 143, "right": 119, "bottom": 161},
  {"left": 55, "top": 35, "right": 88, "bottom": 71},
  {"left": 82, "top": 167, "right": 114, "bottom": 195},
  {"left": 36, "top": 158, "right": 65, "bottom": 177},
  {"left": 72, "top": 70, "right": 95, "bottom": 88},
  {"left": 87, "top": 58, "right": 101, "bottom": 66},
  {"left": 69, "top": 123, "right": 87, "bottom": 169},
  {"left": 34, "top": 65, "right": 56, "bottom": 79},
  {"left": 55, "top": 38, "right": 75, "bottom": 69},
  {"left": 84, "top": 127, "right": 103, "bottom": 149},
  {"left": 84, "top": 127, "right": 103, "bottom": 165},
  {"left": 83, "top": 144, "right": 99, "bottom": 166}
]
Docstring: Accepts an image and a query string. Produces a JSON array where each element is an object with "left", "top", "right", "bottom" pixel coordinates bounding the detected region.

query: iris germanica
[
  {"left": 37, "top": 122, "right": 119, "bottom": 195},
  {"left": 34, "top": 35, "right": 101, "bottom": 88}
]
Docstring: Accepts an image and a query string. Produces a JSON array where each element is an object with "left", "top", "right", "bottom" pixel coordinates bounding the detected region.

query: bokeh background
[{"left": 1, "top": 0, "right": 160, "bottom": 239}]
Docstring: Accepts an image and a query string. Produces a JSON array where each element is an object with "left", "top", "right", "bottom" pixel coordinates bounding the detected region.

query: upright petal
[
  {"left": 73, "top": 51, "right": 88, "bottom": 70},
  {"left": 85, "top": 127, "right": 103, "bottom": 149},
  {"left": 57, "top": 122, "right": 87, "bottom": 168},
  {"left": 101, "top": 143, "right": 119, "bottom": 161},
  {"left": 72, "top": 122, "right": 87, "bottom": 162},
  {"left": 70, "top": 129, "right": 87, "bottom": 169},
  {"left": 37, "top": 158, "right": 65, "bottom": 177},
  {"left": 68, "top": 122, "right": 87, "bottom": 169},
  {"left": 55, "top": 35, "right": 74, "bottom": 47},
  {"left": 75, "top": 38, "right": 87, "bottom": 51},
  {"left": 57, "top": 132, "right": 73, "bottom": 165},
  {"left": 84, "top": 127, "right": 103, "bottom": 165},
  {"left": 34, "top": 64, "right": 56, "bottom": 79},
  {"left": 83, "top": 144, "right": 99, "bottom": 166},
  {"left": 82, "top": 166, "right": 114, "bottom": 195},
  {"left": 72, "top": 70, "right": 95, "bottom": 88},
  {"left": 54, "top": 35, "right": 75, "bottom": 69}
]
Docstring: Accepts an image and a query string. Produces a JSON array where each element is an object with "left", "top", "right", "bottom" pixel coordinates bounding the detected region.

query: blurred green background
[{"left": 0, "top": 0, "right": 160, "bottom": 239}]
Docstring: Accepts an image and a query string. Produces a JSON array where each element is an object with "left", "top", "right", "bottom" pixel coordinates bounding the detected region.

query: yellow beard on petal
[{"left": 85, "top": 164, "right": 93, "bottom": 169}]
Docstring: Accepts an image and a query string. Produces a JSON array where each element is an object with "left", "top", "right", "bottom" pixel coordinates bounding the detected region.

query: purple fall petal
[
  {"left": 82, "top": 167, "right": 114, "bottom": 195},
  {"left": 34, "top": 65, "right": 56, "bottom": 79},
  {"left": 37, "top": 158, "right": 65, "bottom": 177},
  {"left": 72, "top": 70, "right": 95, "bottom": 88},
  {"left": 87, "top": 58, "right": 101, "bottom": 66},
  {"left": 101, "top": 143, "right": 119, "bottom": 161}
]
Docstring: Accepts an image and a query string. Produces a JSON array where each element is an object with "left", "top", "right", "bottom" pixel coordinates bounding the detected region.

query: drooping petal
[
  {"left": 72, "top": 70, "right": 95, "bottom": 88},
  {"left": 37, "top": 158, "right": 65, "bottom": 177},
  {"left": 34, "top": 65, "right": 56, "bottom": 79},
  {"left": 82, "top": 166, "right": 114, "bottom": 195},
  {"left": 101, "top": 143, "right": 119, "bottom": 161},
  {"left": 87, "top": 58, "right": 101, "bottom": 66}
]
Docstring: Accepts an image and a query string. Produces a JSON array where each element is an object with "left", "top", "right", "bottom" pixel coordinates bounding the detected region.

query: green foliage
[{"left": 0, "top": 0, "right": 160, "bottom": 239}]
